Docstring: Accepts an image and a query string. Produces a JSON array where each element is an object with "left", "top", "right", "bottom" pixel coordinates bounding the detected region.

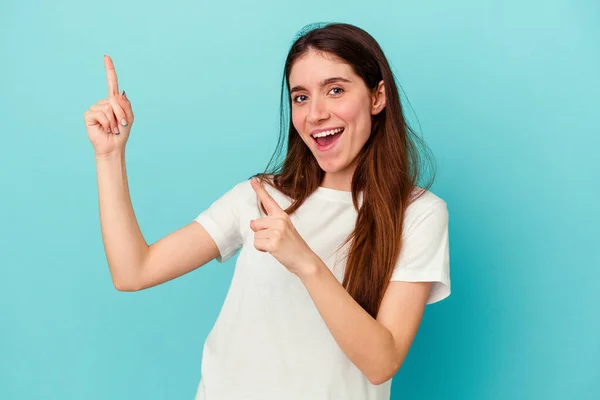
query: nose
[{"left": 306, "top": 97, "right": 329, "bottom": 125}]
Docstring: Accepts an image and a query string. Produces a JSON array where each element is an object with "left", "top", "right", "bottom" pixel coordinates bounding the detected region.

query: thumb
[{"left": 118, "top": 90, "right": 134, "bottom": 124}]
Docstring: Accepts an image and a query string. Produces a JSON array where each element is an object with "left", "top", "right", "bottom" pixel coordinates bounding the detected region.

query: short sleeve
[
  {"left": 391, "top": 200, "right": 451, "bottom": 304},
  {"left": 193, "top": 182, "right": 244, "bottom": 263}
]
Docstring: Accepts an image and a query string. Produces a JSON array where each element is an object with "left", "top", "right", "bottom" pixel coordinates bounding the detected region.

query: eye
[
  {"left": 292, "top": 94, "right": 308, "bottom": 104},
  {"left": 292, "top": 87, "right": 344, "bottom": 104}
]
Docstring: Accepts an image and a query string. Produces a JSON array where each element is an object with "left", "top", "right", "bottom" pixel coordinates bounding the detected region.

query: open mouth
[{"left": 311, "top": 127, "right": 344, "bottom": 152}]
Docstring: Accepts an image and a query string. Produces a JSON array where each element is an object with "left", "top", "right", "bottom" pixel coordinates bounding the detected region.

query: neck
[{"left": 320, "top": 164, "right": 357, "bottom": 192}]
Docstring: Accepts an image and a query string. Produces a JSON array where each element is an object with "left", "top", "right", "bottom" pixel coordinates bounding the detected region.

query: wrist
[
  {"left": 296, "top": 253, "right": 325, "bottom": 281},
  {"left": 95, "top": 151, "right": 125, "bottom": 163}
]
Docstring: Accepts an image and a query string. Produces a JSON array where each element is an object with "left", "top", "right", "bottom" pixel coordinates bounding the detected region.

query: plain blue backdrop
[{"left": 1, "top": 0, "right": 599, "bottom": 399}]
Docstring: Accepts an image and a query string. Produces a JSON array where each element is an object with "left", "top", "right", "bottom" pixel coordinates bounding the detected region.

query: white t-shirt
[{"left": 193, "top": 178, "right": 451, "bottom": 400}]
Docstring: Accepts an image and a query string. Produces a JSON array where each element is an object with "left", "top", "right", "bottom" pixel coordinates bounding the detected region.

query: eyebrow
[{"left": 289, "top": 77, "right": 352, "bottom": 95}]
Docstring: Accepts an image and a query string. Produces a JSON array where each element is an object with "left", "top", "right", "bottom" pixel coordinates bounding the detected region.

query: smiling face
[{"left": 288, "top": 48, "right": 386, "bottom": 191}]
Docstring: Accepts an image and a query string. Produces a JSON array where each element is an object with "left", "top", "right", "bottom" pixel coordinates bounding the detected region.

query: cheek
[
  {"left": 335, "top": 101, "right": 370, "bottom": 133},
  {"left": 291, "top": 110, "right": 305, "bottom": 135}
]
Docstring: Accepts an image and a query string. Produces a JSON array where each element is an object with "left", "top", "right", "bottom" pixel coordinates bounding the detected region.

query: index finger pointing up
[{"left": 104, "top": 55, "right": 119, "bottom": 97}]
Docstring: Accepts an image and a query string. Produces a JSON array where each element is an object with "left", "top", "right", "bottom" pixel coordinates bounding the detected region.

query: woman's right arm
[
  {"left": 89, "top": 55, "right": 219, "bottom": 292},
  {"left": 96, "top": 152, "right": 220, "bottom": 292}
]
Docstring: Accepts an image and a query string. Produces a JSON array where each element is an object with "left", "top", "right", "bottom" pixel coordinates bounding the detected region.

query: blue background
[{"left": 1, "top": 0, "right": 599, "bottom": 399}]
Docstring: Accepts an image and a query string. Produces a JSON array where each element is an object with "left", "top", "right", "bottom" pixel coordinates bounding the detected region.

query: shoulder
[
  {"left": 408, "top": 186, "right": 447, "bottom": 210},
  {"left": 404, "top": 186, "right": 448, "bottom": 234},
  {"left": 228, "top": 178, "right": 254, "bottom": 201},
  {"left": 240, "top": 174, "right": 289, "bottom": 197},
  {"left": 235, "top": 174, "right": 275, "bottom": 190}
]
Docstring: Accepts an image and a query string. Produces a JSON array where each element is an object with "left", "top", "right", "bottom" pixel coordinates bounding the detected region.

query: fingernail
[
  {"left": 122, "top": 90, "right": 126, "bottom": 99},
  {"left": 113, "top": 126, "right": 119, "bottom": 134},
  {"left": 121, "top": 119, "right": 128, "bottom": 127}
]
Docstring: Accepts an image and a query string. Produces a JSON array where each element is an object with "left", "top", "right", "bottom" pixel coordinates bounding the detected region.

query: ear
[{"left": 370, "top": 80, "right": 386, "bottom": 116}]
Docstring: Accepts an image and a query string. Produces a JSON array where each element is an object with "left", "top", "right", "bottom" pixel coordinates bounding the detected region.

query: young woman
[{"left": 85, "top": 22, "right": 450, "bottom": 400}]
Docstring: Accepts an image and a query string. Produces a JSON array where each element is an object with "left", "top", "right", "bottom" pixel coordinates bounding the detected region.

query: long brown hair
[{"left": 252, "top": 22, "right": 436, "bottom": 319}]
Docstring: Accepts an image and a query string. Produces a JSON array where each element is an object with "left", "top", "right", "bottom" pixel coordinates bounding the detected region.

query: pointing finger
[
  {"left": 251, "top": 177, "right": 284, "bottom": 216},
  {"left": 104, "top": 55, "right": 119, "bottom": 97}
]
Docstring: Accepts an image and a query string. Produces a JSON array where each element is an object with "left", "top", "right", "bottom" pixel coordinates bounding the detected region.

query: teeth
[{"left": 312, "top": 127, "right": 344, "bottom": 138}]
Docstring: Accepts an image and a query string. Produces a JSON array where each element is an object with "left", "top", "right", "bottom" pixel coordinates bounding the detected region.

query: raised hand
[
  {"left": 249, "top": 177, "right": 318, "bottom": 277},
  {"left": 83, "top": 55, "right": 134, "bottom": 157}
]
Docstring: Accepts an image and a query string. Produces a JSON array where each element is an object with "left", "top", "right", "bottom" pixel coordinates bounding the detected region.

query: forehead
[{"left": 289, "top": 49, "right": 355, "bottom": 86}]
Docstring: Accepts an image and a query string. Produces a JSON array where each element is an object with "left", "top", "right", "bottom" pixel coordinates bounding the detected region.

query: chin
[{"left": 316, "top": 158, "right": 348, "bottom": 173}]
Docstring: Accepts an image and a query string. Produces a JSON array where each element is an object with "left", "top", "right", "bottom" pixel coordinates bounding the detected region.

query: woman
[{"left": 84, "top": 22, "right": 451, "bottom": 400}]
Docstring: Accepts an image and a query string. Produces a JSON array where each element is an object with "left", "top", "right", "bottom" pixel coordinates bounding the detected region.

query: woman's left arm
[
  {"left": 298, "top": 257, "right": 431, "bottom": 386},
  {"left": 248, "top": 177, "right": 431, "bottom": 385}
]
